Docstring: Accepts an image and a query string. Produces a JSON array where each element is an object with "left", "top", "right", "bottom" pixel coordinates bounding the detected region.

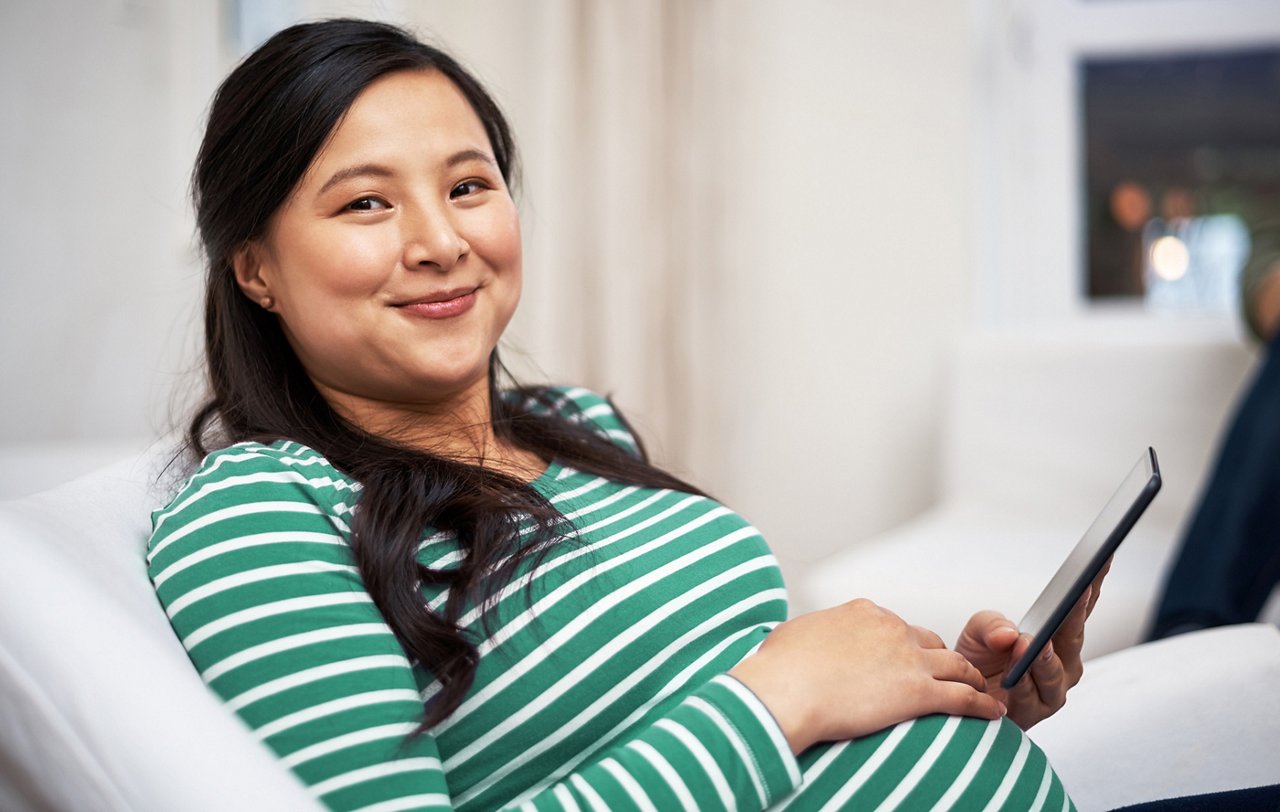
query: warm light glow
[
  {"left": 1110, "top": 181, "right": 1151, "bottom": 231},
  {"left": 1150, "top": 235, "right": 1190, "bottom": 281}
]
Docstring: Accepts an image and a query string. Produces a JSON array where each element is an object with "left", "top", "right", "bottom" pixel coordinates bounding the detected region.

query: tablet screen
[{"left": 1003, "top": 448, "right": 1161, "bottom": 689}]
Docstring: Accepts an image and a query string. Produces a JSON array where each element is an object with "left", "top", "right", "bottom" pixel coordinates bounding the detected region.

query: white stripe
[
  {"left": 441, "top": 529, "right": 761, "bottom": 749},
  {"left": 1029, "top": 757, "right": 1054, "bottom": 812},
  {"left": 550, "top": 475, "right": 611, "bottom": 506},
  {"left": 717, "top": 676, "right": 803, "bottom": 788},
  {"left": 282, "top": 722, "right": 417, "bottom": 769},
  {"left": 563, "top": 488, "right": 673, "bottom": 539},
  {"left": 182, "top": 591, "right": 373, "bottom": 649},
  {"left": 605, "top": 428, "right": 638, "bottom": 447},
  {"left": 579, "top": 403, "right": 614, "bottom": 420},
  {"left": 152, "top": 530, "right": 346, "bottom": 588},
  {"left": 227, "top": 654, "right": 408, "bottom": 712},
  {"left": 349, "top": 793, "right": 450, "bottom": 812},
  {"left": 873, "top": 716, "right": 962, "bottom": 811},
  {"left": 151, "top": 498, "right": 331, "bottom": 563},
  {"left": 255, "top": 689, "right": 422, "bottom": 740},
  {"left": 979, "top": 730, "right": 1030, "bottom": 812},
  {"left": 626, "top": 740, "right": 698, "bottom": 812},
  {"left": 167, "top": 561, "right": 359, "bottom": 618},
  {"left": 814, "top": 721, "right": 915, "bottom": 812},
  {"left": 783, "top": 738, "right": 848, "bottom": 808},
  {"left": 551, "top": 783, "right": 582, "bottom": 812},
  {"left": 568, "top": 774, "right": 610, "bottom": 812},
  {"left": 928, "top": 719, "right": 1002, "bottom": 812},
  {"left": 600, "top": 758, "right": 659, "bottom": 812},
  {"left": 201, "top": 623, "right": 388, "bottom": 681},
  {"left": 310, "top": 757, "right": 441, "bottom": 798},
  {"left": 655, "top": 719, "right": 737, "bottom": 810},
  {"left": 562, "top": 484, "right": 640, "bottom": 523},
  {"left": 462, "top": 591, "right": 783, "bottom": 805},
  {"left": 686, "top": 696, "right": 768, "bottom": 808},
  {"left": 161, "top": 448, "right": 330, "bottom": 500},
  {"left": 420, "top": 548, "right": 462, "bottom": 570}
]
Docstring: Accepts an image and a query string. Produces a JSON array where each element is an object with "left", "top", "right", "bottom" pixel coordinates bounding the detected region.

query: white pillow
[{"left": 0, "top": 448, "right": 321, "bottom": 811}]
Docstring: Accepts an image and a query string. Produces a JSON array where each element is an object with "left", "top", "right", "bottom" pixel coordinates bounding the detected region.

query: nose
[{"left": 401, "top": 202, "right": 469, "bottom": 272}]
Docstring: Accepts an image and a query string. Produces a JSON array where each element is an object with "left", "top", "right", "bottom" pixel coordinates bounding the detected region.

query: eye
[
  {"left": 346, "top": 196, "right": 390, "bottom": 211},
  {"left": 449, "top": 179, "right": 488, "bottom": 199}
]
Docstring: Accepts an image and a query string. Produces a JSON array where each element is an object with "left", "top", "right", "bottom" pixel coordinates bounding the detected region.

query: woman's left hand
[{"left": 954, "top": 561, "right": 1109, "bottom": 729}]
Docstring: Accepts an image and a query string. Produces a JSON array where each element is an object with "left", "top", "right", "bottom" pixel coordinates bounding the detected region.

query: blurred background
[{"left": 2, "top": 0, "right": 1279, "bottom": 596}]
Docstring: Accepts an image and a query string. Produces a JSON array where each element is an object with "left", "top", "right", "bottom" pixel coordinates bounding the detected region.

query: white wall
[
  {"left": 0, "top": 1, "right": 222, "bottom": 448},
  {"left": 709, "top": 2, "right": 977, "bottom": 580}
]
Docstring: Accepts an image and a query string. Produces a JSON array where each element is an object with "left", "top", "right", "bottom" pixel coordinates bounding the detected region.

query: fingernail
[
  {"left": 998, "top": 701, "right": 1008, "bottom": 716},
  {"left": 1042, "top": 642, "right": 1054, "bottom": 660}
]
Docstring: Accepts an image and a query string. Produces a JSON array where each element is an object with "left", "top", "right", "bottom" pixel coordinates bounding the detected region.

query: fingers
[
  {"left": 1051, "top": 587, "right": 1089, "bottom": 687},
  {"left": 910, "top": 625, "right": 946, "bottom": 650},
  {"left": 959, "top": 610, "right": 1014, "bottom": 647},
  {"left": 1087, "top": 559, "right": 1112, "bottom": 615},
  {"left": 955, "top": 611, "right": 1020, "bottom": 678},
  {"left": 1025, "top": 639, "right": 1068, "bottom": 714},
  {"left": 926, "top": 648, "right": 987, "bottom": 692},
  {"left": 932, "top": 680, "right": 1007, "bottom": 721}
]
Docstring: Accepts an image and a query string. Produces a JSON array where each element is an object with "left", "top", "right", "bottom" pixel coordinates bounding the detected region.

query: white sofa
[
  {"left": 802, "top": 321, "right": 1280, "bottom": 808},
  {"left": 804, "top": 320, "right": 1279, "bottom": 654},
  {"left": 0, "top": 449, "right": 324, "bottom": 811},
  {"left": 2, "top": 322, "right": 1278, "bottom": 810}
]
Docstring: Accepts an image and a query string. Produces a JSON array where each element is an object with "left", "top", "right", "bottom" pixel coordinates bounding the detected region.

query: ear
[{"left": 231, "top": 242, "right": 275, "bottom": 308}]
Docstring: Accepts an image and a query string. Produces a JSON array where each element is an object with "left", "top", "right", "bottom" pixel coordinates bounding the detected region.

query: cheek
[
  {"left": 275, "top": 226, "right": 394, "bottom": 302},
  {"left": 472, "top": 200, "right": 523, "bottom": 274}
]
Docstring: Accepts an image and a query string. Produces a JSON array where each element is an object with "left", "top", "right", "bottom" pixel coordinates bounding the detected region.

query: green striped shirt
[{"left": 147, "top": 387, "right": 1075, "bottom": 811}]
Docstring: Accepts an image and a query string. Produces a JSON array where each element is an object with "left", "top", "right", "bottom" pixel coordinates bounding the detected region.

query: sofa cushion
[{"left": 0, "top": 448, "right": 320, "bottom": 811}]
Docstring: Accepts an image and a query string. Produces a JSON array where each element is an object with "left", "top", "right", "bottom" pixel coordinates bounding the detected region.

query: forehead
[{"left": 307, "top": 69, "right": 491, "bottom": 174}]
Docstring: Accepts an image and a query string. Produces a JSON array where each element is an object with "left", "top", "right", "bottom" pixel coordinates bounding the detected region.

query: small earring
[{"left": 259, "top": 295, "right": 275, "bottom": 310}]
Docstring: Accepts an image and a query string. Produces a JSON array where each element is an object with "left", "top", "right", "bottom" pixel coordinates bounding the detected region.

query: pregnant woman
[{"left": 148, "top": 18, "right": 1089, "bottom": 810}]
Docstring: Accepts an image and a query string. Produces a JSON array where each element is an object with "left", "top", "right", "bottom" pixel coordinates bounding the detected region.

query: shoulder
[
  {"left": 147, "top": 440, "right": 359, "bottom": 561},
  {"left": 507, "top": 385, "right": 643, "bottom": 458}
]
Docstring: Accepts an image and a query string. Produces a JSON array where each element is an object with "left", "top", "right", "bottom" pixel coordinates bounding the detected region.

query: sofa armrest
[{"left": 1029, "top": 623, "right": 1280, "bottom": 811}]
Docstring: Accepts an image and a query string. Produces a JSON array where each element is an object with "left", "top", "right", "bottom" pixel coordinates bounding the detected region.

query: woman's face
[{"left": 237, "top": 69, "right": 521, "bottom": 423}]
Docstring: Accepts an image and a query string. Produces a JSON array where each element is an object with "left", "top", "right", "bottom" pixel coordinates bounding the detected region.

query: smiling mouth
[{"left": 393, "top": 288, "right": 478, "bottom": 319}]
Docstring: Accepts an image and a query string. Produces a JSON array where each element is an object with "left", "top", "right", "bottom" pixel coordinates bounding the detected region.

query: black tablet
[{"left": 1001, "top": 448, "right": 1162, "bottom": 690}]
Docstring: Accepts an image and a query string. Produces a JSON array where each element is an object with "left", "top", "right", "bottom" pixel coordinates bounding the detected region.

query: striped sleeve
[
  {"left": 148, "top": 445, "right": 450, "bottom": 811},
  {"left": 147, "top": 445, "right": 801, "bottom": 811}
]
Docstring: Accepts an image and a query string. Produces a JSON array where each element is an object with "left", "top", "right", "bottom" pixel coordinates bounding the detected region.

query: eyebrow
[{"left": 316, "top": 149, "right": 497, "bottom": 197}]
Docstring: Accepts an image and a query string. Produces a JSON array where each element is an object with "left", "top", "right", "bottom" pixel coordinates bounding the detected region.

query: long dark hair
[{"left": 190, "top": 18, "right": 703, "bottom": 729}]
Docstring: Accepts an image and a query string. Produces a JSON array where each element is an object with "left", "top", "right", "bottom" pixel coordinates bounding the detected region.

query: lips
[{"left": 392, "top": 286, "right": 478, "bottom": 319}]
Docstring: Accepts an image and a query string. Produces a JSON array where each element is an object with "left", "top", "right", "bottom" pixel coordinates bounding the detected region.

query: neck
[{"left": 315, "top": 376, "right": 546, "bottom": 481}]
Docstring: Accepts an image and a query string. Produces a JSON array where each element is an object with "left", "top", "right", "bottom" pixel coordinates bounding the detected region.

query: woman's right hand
[{"left": 728, "top": 599, "right": 1007, "bottom": 755}]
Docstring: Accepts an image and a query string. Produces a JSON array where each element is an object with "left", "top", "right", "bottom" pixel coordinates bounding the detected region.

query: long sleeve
[{"left": 147, "top": 443, "right": 801, "bottom": 811}]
